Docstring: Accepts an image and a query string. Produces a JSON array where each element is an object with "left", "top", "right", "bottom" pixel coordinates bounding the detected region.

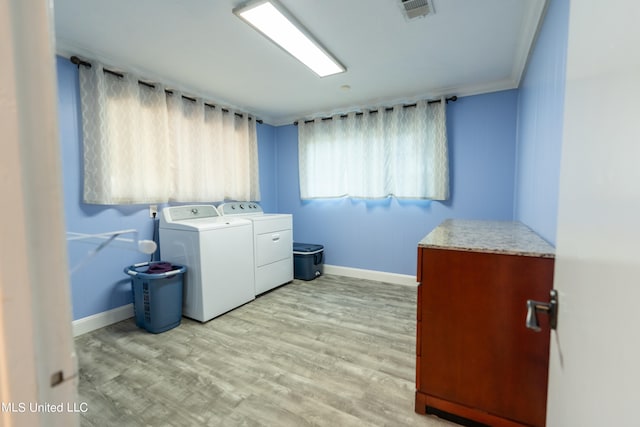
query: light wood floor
[{"left": 75, "top": 274, "right": 457, "bottom": 426}]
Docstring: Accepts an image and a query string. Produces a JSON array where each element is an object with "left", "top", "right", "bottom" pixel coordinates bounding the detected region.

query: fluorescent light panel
[{"left": 234, "top": 0, "right": 345, "bottom": 77}]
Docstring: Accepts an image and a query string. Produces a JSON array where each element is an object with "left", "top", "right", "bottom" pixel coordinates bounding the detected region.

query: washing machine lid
[
  {"left": 160, "top": 205, "right": 250, "bottom": 231},
  {"left": 218, "top": 202, "right": 263, "bottom": 216}
]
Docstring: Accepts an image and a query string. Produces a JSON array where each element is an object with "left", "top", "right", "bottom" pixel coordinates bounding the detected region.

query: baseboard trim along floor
[
  {"left": 72, "top": 267, "right": 418, "bottom": 337},
  {"left": 72, "top": 303, "right": 134, "bottom": 337},
  {"left": 323, "top": 264, "right": 418, "bottom": 287}
]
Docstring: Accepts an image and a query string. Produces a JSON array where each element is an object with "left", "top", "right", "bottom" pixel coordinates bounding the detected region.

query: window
[
  {"left": 297, "top": 99, "right": 449, "bottom": 200},
  {"left": 78, "top": 61, "right": 260, "bottom": 204}
]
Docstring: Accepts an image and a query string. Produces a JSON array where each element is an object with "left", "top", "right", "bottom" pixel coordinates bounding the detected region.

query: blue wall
[
  {"left": 58, "top": 57, "right": 152, "bottom": 320},
  {"left": 275, "top": 90, "right": 519, "bottom": 275},
  {"left": 514, "top": 0, "right": 570, "bottom": 245}
]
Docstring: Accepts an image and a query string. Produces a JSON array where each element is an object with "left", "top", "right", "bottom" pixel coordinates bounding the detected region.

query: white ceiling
[{"left": 53, "top": 0, "right": 547, "bottom": 125}]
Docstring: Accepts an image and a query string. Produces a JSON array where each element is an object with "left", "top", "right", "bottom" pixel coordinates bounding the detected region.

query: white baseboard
[
  {"left": 323, "top": 264, "right": 418, "bottom": 287},
  {"left": 72, "top": 303, "right": 134, "bottom": 337}
]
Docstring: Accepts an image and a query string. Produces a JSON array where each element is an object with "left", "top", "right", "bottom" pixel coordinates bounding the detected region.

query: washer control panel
[
  {"left": 218, "top": 202, "right": 263, "bottom": 216},
  {"left": 162, "top": 204, "right": 220, "bottom": 222}
]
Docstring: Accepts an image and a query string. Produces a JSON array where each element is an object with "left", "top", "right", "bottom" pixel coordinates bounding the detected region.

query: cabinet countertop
[{"left": 418, "top": 219, "right": 555, "bottom": 258}]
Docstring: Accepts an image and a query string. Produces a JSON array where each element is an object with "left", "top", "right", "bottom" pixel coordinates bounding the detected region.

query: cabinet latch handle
[{"left": 526, "top": 289, "right": 558, "bottom": 332}]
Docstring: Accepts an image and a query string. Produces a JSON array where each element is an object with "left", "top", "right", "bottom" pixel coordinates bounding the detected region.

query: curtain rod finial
[{"left": 70, "top": 55, "right": 91, "bottom": 69}]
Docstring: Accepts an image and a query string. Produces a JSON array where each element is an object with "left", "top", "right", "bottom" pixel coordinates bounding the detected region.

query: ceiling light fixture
[{"left": 233, "top": 0, "right": 346, "bottom": 77}]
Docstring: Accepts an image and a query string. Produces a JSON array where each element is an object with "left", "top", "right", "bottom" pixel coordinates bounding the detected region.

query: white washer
[
  {"left": 159, "top": 204, "right": 254, "bottom": 322},
  {"left": 218, "top": 202, "right": 293, "bottom": 295}
]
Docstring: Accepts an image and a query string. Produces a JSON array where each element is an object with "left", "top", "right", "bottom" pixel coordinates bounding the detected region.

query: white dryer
[
  {"left": 218, "top": 202, "right": 293, "bottom": 295},
  {"left": 159, "top": 205, "right": 254, "bottom": 322}
]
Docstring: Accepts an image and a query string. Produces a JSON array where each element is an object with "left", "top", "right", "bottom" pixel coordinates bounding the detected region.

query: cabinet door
[{"left": 419, "top": 248, "right": 553, "bottom": 426}]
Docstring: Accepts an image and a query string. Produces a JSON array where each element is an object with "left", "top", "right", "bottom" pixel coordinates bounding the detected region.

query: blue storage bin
[
  {"left": 124, "top": 262, "right": 186, "bottom": 333},
  {"left": 293, "top": 243, "right": 324, "bottom": 280}
]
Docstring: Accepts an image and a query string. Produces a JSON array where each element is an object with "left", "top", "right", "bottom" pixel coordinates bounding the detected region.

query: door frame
[{"left": 0, "top": 1, "right": 78, "bottom": 426}]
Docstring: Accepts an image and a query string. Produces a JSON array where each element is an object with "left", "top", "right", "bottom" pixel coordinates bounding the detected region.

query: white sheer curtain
[
  {"left": 298, "top": 99, "right": 449, "bottom": 200},
  {"left": 166, "top": 92, "right": 260, "bottom": 202},
  {"left": 78, "top": 61, "right": 260, "bottom": 204},
  {"left": 79, "top": 64, "right": 172, "bottom": 204}
]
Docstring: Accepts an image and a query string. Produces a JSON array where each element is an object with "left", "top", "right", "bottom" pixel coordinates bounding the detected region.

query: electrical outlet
[{"left": 149, "top": 204, "right": 158, "bottom": 218}]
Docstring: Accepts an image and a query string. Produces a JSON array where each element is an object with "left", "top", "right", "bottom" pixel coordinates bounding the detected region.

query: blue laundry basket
[{"left": 124, "top": 262, "right": 186, "bottom": 333}]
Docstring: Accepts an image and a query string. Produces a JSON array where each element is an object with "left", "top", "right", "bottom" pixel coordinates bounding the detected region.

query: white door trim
[{"left": 0, "top": 1, "right": 78, "bottom": 426}]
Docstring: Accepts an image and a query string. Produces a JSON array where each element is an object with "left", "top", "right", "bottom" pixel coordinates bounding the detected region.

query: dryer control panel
[{"left": 218, "top": 202, "right": 263, "bottom": 216}]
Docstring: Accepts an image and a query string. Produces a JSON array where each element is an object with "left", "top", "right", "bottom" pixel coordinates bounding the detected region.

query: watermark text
[{"left": 1, "top": 401, "right": 88, "bottom": 413}]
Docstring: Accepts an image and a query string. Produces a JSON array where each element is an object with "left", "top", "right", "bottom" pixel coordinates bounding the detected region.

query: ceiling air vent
[{"left": 400, "top": 0, "right": 435, "bottom": 20}]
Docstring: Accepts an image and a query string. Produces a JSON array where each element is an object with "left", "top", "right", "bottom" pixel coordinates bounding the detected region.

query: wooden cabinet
[{"left": 415, "top": 220, "right": 555, "bottom": 427}]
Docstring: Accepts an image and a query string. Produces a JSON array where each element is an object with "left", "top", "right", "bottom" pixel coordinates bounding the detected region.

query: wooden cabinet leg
[{"left": 415, "top": 391, "right": 427, "bottom": 415}]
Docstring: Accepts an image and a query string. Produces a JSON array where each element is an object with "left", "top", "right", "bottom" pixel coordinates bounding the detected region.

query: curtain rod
[
  {"left": 293, "top": 96, "right": 457, "bottom": 126},
  {"left": 69, "top": 56, "right": 263, "bottom": 124}
]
